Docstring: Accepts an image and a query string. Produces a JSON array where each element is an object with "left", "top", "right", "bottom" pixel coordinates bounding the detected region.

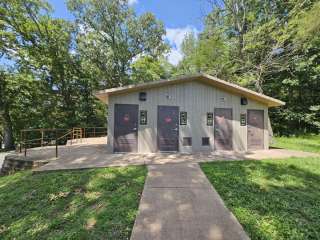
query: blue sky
[{"left": 48, "top": 0, "right": 212, "bottom": 65}]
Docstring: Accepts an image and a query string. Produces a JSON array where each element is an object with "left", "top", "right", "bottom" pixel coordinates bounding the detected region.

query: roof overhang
[{"left": 95, "top": 73, "right": 285, "bottom": 107}]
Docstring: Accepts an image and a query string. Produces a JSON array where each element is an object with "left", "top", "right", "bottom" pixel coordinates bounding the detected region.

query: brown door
[
  {"left": 247, "top": 110, "right": 264, "bottom": 150},
  {"left": 114, "top": 104, "right": 138, "bottom": 152},
  {"left": 214, "top": 108, "right": 233, "bottom": 150},
  {"left": 157, "top": 106, "right": 179, "bottom": 152}
]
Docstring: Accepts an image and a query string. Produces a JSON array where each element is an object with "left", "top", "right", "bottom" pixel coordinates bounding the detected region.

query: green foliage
[
  {"left": 0, "top": 71, "right": 43, "bottom": 143},
  {"left": 67, "top": 0, "right": 168, "bottom": 87},
  {"left": 131, "top": 56, "right": 172, "bottom": 83},
  {"left": 177, "top": 0, "right": 320, "bottom": 135},
  {"left": 294, "top": 2, "right": 320, "bottom": 41},
  {"left": 201, "top": 157, "right": 320, "bottom": 240},
  {"left": 177, "top": 33, "right": 232, "bottom": 79},
  {"left": 1, "top": 0, "right": 319, "bottom": 143},
  {"left": 0, "top": 0, "right": 168, "bottom": 147},
  {"left": 0, "top": 166, "right": 147, "bottom": 239}
]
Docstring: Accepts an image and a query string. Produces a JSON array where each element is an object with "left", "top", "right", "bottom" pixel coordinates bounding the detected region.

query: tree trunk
[{"left": 3, "top": 108, "right": 15, "bottom": 150}]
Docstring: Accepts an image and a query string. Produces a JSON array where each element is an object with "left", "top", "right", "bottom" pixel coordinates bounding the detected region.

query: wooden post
[
  {"left": 55, "top": 130, "right": 58, "bottom": 158},
  {"left": 71, "top": 128, "right": 73, "bottom": 145},
  {"left": 20, "top": 130, "right": 22, "bottom": 153},
  {"left": 41, "top": 130, "right": 44, "bottom": 147},
  {"left": 24, "top": 131, "right": 27, "bottom": 157},
  {"left": 93, "top": 127, "right": 96, "bottom": 137},
  {"left": 24, "top": 143, "right": 27, "bottom": 157},
  {"left": 55, "top": 141, "right": 58, "bottom": 158}
]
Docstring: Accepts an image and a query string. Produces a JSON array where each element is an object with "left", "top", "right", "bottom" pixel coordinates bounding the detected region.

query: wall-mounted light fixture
[
  {"left": 139, "top": 92, "right": 147, "bottom": 101},
  {"left": 241, "top": 97, "right": 248, "bottom": 105}
]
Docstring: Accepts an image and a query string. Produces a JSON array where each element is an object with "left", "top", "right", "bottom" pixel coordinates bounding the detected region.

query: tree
[
  {"left": 0, "top": 0, "right": 52, "bottom": 148},
  {"left": 266, "top": 2, "right": 320, "bottom": 134},
  {"left": 68, "top": 0, "right": 168, "bottom": 88},
  {"left": 0, "top": 69, "right": 43, "bottom": 149},
  {"left": 131, "top": 56, "right": 172, "bottom": 83},
  {"left": 177, "top": 0, "right": 320, "bottom": 135},
  {"left": 0, "top": 0, "right": 107, "bottom": 147},
  {"left": 177, "top": 32, "right": 232, "bottom": 79},
  {"left": 0, "top": 70, "right": 14, "bottom": 149},
  {"left": 175, "top": 33, "right": 198, "bottom": 75}
]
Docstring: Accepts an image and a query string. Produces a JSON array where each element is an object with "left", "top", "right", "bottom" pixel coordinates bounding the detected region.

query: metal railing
[
  {"left": 0, "top": 132, "right": 3, "bottom": 149},
  {"left": 83, "top": 127, "right": 108, "bottom": 138},
  {"left": 54, "top": 129, "right": 74, "bottom": 158},
  {"left": 19, "top": 127, "right": 107, "bottom": 158}
]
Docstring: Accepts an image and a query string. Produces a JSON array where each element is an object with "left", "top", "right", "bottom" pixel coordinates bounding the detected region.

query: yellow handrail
[
  {"left": 20, "top": 127, "right": 107, "bottom": 157},
  {"left": 56, "top": 129, "right": 73, "bottom": 141}
]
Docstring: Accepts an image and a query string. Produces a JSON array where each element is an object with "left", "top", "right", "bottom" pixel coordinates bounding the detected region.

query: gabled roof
[{"left": 95, "top": 73, "right": 285, "bottom": 107}]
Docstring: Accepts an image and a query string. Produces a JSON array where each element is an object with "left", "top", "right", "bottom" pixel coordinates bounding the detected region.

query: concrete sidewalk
[{"left": 130, "top": 163, "right": 250, "bottom": 240}]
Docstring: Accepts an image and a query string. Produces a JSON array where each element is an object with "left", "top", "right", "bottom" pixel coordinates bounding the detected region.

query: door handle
[
  {"left": 133, "top": 128, "right": 137, "bottom": 130},
  {"left": 173, "top": 128, "right": 178, "bottom": 131}
]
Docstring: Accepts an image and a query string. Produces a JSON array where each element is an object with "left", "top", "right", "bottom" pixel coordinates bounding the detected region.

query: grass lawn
[
  {"left": 272, "top": 135, "right": 320, "bottom": 153},
  {"left": 201, "top": 157, "right": 320, "bottom": 240},
  {"left": 0, "top": 166, "right": 147, "bottom": 240}
]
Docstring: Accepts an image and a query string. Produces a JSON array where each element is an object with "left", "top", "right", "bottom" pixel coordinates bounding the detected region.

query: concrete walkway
[{"left": 130, "top": 163, "right": 250, "bottom": 240}]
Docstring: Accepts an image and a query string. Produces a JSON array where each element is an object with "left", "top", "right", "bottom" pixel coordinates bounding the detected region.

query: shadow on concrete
[
  {"left": 3, "top": 137, "right": 318, "bottom": 172},
  {"left": 131, "top": 163, "right": 250, "bottom": 240}
]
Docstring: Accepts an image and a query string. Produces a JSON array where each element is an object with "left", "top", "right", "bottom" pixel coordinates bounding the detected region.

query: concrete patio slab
[
  {"left": 130, "top": 163, "right": 250, "bottom": 240},
  {"left": 3, "top": 137, "right": 317, "bottom": 172}
]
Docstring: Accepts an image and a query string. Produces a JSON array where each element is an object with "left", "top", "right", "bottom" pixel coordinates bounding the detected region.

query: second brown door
[
  {"left": 157, "top": 106, "right": 179, "bottom": 152},
  {"left": 247, "top": 110, "right": 264, "bottom": 150},
  {"left": 214, "top": 108, "right": 233, "bottom": 150}
]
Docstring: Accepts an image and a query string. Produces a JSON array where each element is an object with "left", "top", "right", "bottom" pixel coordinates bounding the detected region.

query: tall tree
[
  {"left": 131, "top": 56, "right": 172, "bottom": 83},
  {"left": 177, "top": 0, "right": 320, "bottom": 135},
  {"left": 177, "top": 32, "right": 232, "bottom": 79},
  {"left": 266, "top": 2, "right": 320, "bottom": 134},
  {"left": 0, "top": 69, "right": 44, "bottom": 149},
  {"left": 0, "top": 70, "right": 14, "bottom": 149},
  {"left": 0, "top": 0, "right": 107, "bottom": 147},
  {"left": 0, "top": 0, "right": 52, "bottom": 148},
  {"left": 68, "top": 0, "right": 168, "bottom": 88}
]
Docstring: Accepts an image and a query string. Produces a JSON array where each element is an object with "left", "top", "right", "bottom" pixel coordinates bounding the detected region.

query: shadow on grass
[
  {"left": 201, "top": 158, "right": 320, "bottom": 240},
  {"left": 0, "top": 166, "right": 147, "bottom": 240}
]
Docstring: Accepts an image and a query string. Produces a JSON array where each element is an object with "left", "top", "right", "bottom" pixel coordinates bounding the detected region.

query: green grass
[
  {"left": 201, "top": 157, "right": 320, "bottom": 240},
  {"left": 272, "top": 135, "right": 320, "bottom": 153},
  {"left": 0, "top": 166, "right": 147, "bottom": 240}
]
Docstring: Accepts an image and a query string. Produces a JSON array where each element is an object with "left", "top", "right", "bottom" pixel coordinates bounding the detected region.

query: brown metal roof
[{"left": 95, "top": 73, "right": 285, "bottom": 107}]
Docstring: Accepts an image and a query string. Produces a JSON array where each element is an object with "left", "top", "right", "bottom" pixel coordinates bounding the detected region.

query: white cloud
[
  {"left": 167, "top": 49, "right": 183, "bottom": 66},
  {"left": 128, "top": 0, "right": 138, "bottom": 5},
  {"left": 165, "top": 26, "right": 198, "bottom": 65}
]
